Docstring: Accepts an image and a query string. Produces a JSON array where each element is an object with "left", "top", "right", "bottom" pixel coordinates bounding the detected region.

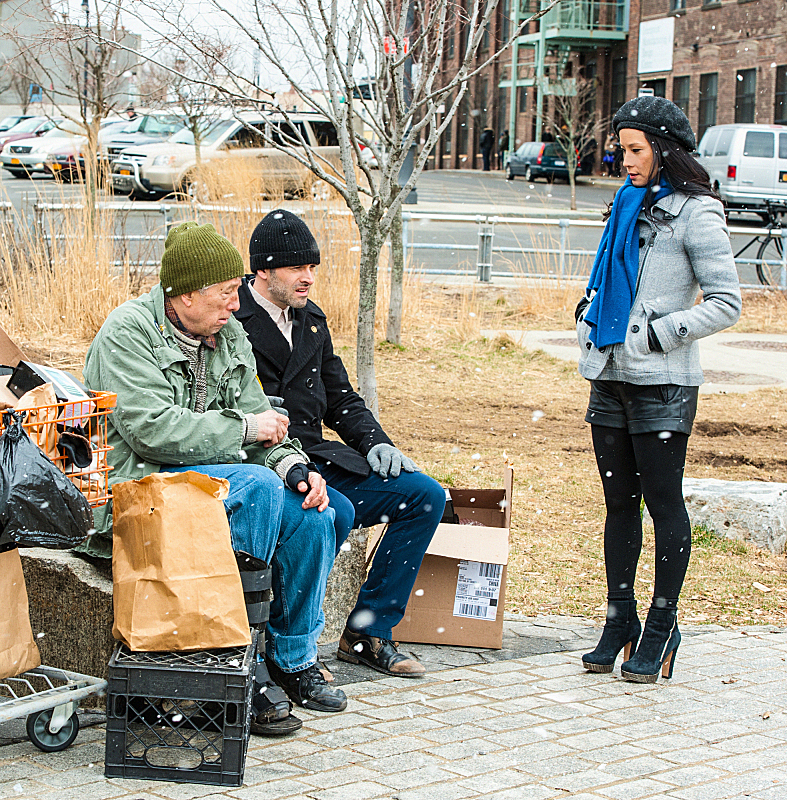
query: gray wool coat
[{"left": 577, "top": 191, "right": 742, "bottom": 386}]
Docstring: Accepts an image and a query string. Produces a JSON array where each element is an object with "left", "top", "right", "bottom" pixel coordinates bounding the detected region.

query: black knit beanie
[
  {"left": 249, "top": 209, "right": 320, "bottom": 272},
  {"left": 613, "top": 96, "right": 696, "bottom": 153}
]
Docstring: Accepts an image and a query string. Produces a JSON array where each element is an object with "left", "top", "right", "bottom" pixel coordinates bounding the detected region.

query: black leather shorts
[{"left": 585, "top": 380, "right": 699, "bottom": 435}]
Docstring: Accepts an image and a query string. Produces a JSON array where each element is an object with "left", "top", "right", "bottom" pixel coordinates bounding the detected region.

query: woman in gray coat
[{"left": 576, "top": 96, "right": 741, "bottom": 683}]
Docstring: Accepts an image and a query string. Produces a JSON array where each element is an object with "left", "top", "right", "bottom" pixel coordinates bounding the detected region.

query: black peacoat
[{"left": 235, "top": 277, "right": 394, "bottom": 476}]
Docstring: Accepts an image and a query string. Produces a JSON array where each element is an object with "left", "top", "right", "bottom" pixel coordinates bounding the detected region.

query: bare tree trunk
[
  {"left": 386, "top": 205, "right": 404, "bottom": 345},
  {"left": 356, "top": 223, "right": 385, "bottom": 416},
  {"left": 569, "top": 171, "right": 577, "bottom": 211}
]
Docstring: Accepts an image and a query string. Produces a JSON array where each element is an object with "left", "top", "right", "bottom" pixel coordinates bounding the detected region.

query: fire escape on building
[{"left": 501, "top": 0, "right": 629, "bottom": 149}]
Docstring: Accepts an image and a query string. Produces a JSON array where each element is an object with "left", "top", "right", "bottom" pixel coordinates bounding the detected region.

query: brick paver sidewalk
[{"left": 2, "top": 617, "right": 786, "bottom": 800}]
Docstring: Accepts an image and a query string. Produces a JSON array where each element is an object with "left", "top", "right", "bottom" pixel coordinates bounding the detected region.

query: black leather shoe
[
  {"left": 250, "top": 713, "right": 303, "bottom": 736},
  {"left": 337, "top": 627, "right": 426, "bottom": 677},
  {"left": 265, "top": 656, "right": 347, "bottom": 712}
]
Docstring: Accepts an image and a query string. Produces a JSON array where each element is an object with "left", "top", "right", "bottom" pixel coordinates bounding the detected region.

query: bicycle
[{"left": 732, "top": 199, "right": 787, "bottom": 287}]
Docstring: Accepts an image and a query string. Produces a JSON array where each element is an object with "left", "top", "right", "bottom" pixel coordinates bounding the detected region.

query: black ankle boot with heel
[
  {"left": 582, "top": 598, "right": 641, "bottom": 673},
  {"left": 621, "top": 606, "right": 680, "bottom": 683}
]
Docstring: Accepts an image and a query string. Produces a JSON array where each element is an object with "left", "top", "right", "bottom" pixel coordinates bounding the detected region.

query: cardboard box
[
  {"left": 0, "top": 323, "right": 26, "bottom": 369},
  {"left": 372, "top": 467, "right": 513, "bottom": 650}
]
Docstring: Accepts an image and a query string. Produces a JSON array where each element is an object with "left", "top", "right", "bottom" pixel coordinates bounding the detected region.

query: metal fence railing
[{"left": 4, "top": 201, "right": 786, "bottom": 291}]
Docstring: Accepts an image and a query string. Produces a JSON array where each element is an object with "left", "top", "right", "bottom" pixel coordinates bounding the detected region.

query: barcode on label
[
  {"left": 473, "top": 589, "right": 496, "bottom": 598},
  {"left": 479, "top": 563, "right": 502, "bottom": 579},
  {"left": 459, "top": 603, "right": 487, "bottom": 618}
]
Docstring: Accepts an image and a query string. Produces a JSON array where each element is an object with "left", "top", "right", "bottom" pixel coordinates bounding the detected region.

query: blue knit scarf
[{"left": 584, "top": 177, "right": 672, "bottom": 349}]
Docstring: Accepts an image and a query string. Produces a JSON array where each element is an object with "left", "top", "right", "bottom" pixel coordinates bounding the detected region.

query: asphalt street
[{"left": 0, "top": 167, "right": 775, "bottom": 286}]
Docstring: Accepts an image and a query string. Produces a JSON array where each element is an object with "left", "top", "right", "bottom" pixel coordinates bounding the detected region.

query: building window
[
  {"left": 670, "top": 0, "right": 686, "bottom": 10},
  {"left": 498, "top": 87, "right": 508, "bottom": 133},
  {"left": 518, "top": 85, "right": 527, "bottom": 112},
  {"left": 698, "top": 72, "right": 718, "bottom": 142},
  {"left": 673, "top": 76, "right": 690, "bottom": 116},
  {"left": 735, "top": 69, "right": 756, "bottom": 123},
  {"left": 442, "top": 94, "right": 454, "bottom": 156},
  {"left": 611, "top": 57, "right": 627, "bottom": 113},
  {"left": 458, "top": 95, "right": 469, "bottom": 155},
  {"left": 775, "top": 66, "right": 787, "bottom": 125},
  {"left": 501, "top": 0, "right": 511, "bottom": 43}
]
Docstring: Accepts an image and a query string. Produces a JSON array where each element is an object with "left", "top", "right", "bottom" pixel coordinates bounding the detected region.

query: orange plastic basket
[{"left": 0, "top": 391, "right": 117, "bottom": 508}]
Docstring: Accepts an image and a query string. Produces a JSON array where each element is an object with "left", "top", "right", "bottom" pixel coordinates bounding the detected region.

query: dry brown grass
[
  {"left": 0, "top": 187, "right": 132, "bottom": 346},
  {"left": 732, "top": 289, "right": 787, "bottom": 333},
  {"left": 3, "top": 177, "right": 785, "bottom": 629}
]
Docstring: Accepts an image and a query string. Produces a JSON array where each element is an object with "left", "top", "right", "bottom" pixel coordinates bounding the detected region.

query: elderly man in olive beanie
[
  {"left": 81, "top": 222, "right": 348, "bottom": 736},
  {"left": 236, "top": 209, "right": 446, "bottom": 681}
]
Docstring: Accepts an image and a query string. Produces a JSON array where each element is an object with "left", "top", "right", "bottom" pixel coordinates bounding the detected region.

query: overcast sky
[{"left": 54, "top": 0, "right": 351, "bottom": 91}]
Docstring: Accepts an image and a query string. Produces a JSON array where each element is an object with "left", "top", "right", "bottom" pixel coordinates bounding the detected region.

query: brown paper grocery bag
[
  {"left": 111, "top": 472, "right": 251, "bottom": 652},
  {"left": 0, "top": 547, "right": 42, "bottom": 679}
]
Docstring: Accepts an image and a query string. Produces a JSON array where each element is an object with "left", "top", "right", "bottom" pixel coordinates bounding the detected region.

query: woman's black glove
[
  {"left": 647, "top": 323, "right": 663, "bottom": 353},
  {"left": 575, "top": 296, "right": 590, "bottom": 323}
]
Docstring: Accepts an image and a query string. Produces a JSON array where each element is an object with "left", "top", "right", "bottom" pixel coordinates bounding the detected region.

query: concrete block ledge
[{"left": 19, "top": 526, "right": 371, "bottom": 683}]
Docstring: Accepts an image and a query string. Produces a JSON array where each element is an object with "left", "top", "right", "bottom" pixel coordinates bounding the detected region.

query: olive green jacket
[{"left": 77, "top": 283, "right": 305, "bottom": 557}]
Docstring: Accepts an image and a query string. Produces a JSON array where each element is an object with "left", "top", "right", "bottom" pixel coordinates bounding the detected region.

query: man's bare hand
[
  {"left": 297, "top": 471, "right": 329, "bottom": 512},
  {"left": 255, "top": 409, "right": 289, "bottom": 446}
]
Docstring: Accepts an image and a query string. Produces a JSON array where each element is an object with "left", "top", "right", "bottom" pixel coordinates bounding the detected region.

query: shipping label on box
[{"left": 453, "top": 560, "right": 502, "bottom": 621}]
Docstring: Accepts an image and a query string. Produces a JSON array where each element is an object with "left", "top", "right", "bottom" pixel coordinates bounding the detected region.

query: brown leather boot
[{"left": 337, "top": 627, "right": 426, "bottom": 677}]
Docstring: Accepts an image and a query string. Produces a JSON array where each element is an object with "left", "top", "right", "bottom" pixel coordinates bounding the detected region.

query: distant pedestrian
[
  {"left": 498, "top": 130, "right": 509, "bottom": 170},
  {"left": 602, "top": 133, "right": 617, "bottom": 176},
  {"left": 480, "top": 128, "right": 494, "bottom": 171},
  {"left": 581, "top": 137, "right": 597, "bottom": 175},
  {"left": 576, "top": 96, "right": 741, "bottom": 685}
]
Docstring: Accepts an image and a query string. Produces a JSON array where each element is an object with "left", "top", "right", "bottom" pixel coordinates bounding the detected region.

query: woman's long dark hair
[{"left": 603, "top": 131, "right": 719, "bottom": 222}]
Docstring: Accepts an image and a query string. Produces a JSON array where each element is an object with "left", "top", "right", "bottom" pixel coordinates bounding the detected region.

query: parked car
[
  {"left": 0, "top": 115, "right": 34, "bottom": 133},
  {"left": 101, "top": 113, "right": 186, "bottom": 167},
  {"left": 0, "top": 116, "right": 56, "bottom": 154},
  {"left": 505, "top": 141, "right": 578, "bottom": 182},
  {"left": 44, "top": 141, "right": 87, "bottom": 182},
  {"left": 111, "top": 111, "right": 341, "bottom": 199},
  {"left": 0, "top": 120, "right": 84, "bottom": 178},
  {"left": 696, "top": 123, "right": 787, "bottom": 218}
]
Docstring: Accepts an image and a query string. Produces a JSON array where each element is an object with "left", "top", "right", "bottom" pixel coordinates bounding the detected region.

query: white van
[{"left": 696, "top": 123, "right": 787, "bottom": 218}]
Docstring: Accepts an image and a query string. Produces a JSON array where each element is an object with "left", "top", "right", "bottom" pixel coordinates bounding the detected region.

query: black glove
[
  {"left": 647, "top": 323, "right": 663, "bottom": 353},
  {"left": 285, "top": 462, "right": 310, "bottom": 491},
  {"left": 284, "top": 462, "right": 320, "bottom": 492},
  {"left": 575, "top": 296, "right": 590, "bottom": 323}
]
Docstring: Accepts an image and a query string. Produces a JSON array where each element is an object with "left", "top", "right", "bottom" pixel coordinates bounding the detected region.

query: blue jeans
[
  {"left": 164, "top": 464, "right": 335, "bottom": 672},
  {"left": 319, "top": 464, "right": 445, "bottom": 639}
]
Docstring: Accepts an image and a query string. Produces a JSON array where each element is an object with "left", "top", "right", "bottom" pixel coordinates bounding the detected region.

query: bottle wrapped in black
[{"left": 0, "top": 412, "right": 93, "bottom": 549}]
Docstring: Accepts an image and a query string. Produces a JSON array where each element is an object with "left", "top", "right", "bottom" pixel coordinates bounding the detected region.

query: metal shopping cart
[{"left": 0, "top": 390, "right": 116, "bottom": 752}]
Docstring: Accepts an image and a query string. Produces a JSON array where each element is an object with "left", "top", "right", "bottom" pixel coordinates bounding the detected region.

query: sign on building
[{"left": 638, "top": 18, "right": 675, "bottom": 75}]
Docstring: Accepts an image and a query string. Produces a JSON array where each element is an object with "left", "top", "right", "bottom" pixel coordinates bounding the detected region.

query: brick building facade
[
  {"left": 631, "top": 0, "right": 787, "bottom": 143},
  {"left": 432, "top": 0, "right": 786, "bottom": 170}
]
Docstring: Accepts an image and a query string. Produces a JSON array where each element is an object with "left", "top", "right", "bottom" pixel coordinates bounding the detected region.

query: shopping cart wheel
[{"left": 26, "top": 708, "right": 80, "bottom": 752}]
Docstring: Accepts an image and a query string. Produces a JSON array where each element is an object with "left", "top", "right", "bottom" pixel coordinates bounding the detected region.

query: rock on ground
[{"left": 645, "top": 478, "right": 787, "bottom": 554}]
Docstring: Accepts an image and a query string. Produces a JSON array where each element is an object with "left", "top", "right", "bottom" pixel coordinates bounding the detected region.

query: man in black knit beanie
[{"left": 236, "top": 209, "right": 446, "bottom": 682}]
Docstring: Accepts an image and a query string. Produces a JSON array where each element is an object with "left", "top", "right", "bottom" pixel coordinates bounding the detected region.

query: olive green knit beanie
[{"left": 159, "top": 222, "right": 245, "bottom": 296}]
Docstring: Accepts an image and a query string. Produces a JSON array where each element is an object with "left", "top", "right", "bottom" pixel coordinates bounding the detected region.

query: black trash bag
[{"left": 0, "top": 411, "right": 93, "bottom": 550}]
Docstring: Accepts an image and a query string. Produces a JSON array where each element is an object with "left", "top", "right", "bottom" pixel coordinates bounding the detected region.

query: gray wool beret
[{"left": 613, "top": 96, "right": 696, "bottom": 153}]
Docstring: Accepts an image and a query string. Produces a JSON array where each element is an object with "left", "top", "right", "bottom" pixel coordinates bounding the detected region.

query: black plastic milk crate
[{"left": 104, "top": 631, "right": 257, "bottom": 786}]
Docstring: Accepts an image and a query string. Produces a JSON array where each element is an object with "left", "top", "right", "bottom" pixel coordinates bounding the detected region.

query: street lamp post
[{"left": 81, "top": 0, "right": 89, "bottom": 117}]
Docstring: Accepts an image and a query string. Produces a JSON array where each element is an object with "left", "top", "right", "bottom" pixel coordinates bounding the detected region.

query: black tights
[{"left": 591, "top": 425, "right": 691, "bottom": 611}]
